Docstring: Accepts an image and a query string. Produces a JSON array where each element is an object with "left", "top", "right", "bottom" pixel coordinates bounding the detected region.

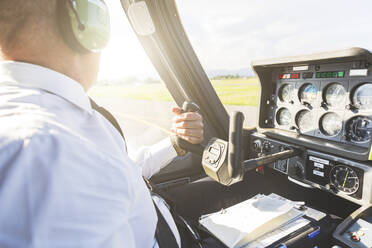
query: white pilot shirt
[{"left": 0, "top": 61, "right": 181, "bottom": 247}]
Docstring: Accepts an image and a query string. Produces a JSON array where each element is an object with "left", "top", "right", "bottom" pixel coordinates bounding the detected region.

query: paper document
[
  {"left": 244, "top": 217, "right": 310, "bottom": 248},
  {"left": 199, "top": 194, "right": 304, "bottom": 248}
]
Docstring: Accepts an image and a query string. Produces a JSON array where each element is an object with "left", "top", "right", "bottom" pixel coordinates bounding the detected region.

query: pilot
[{"left": 0, "top": 0, "right": 220, "bottom": 247}]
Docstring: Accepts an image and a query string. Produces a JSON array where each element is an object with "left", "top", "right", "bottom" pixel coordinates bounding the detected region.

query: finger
[
  {"left": 174, "top": 112, "right": 202, "bottom": 122},
  {"left": 172, "top": 107, "right": 183, "bottom": 115},
  {"left": 176, "top": 128, "right": 203, "bottom": 138},
  {"left": 173, "top": 112, "right": 202, "bottom": 123},
  {"left": 178, "top": 135, "right": 203, "bottom": 144},
  {"left": 175, "top": 120, "right": 203, "bottom": 129}
]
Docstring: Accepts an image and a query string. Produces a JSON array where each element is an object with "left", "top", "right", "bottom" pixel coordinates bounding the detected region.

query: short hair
[{"left": 0, "top": 0, "right": 57, "bottom": 52}]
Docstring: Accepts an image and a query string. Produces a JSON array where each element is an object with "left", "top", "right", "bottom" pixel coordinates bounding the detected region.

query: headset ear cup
[
  {"left": 58, "top": 0, "right": 110, "bottom": 53},
  {"left": 57, "top": 0, "right": 89, "bottom": 53}
]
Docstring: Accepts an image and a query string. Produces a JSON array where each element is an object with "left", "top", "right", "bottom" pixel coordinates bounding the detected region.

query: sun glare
[{"left": 98, "top": 1, "right": 158, "bottom": 81}]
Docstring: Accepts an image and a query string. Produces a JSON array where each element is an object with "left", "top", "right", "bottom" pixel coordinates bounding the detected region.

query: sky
[
  {"left": 98, "top": 1, "right": 157, "bottom": 80},
  {"left": 98, "top": 0, "right": 372, "bottom": 80}
]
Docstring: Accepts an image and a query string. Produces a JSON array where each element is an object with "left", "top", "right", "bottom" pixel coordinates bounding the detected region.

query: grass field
[{"left": 88, "top": 78, "right": 260, "bottom": 106}]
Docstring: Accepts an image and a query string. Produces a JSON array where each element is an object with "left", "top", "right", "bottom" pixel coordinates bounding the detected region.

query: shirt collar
[{"left": 0, "top": 61, "right": 93, "bottom": 114}]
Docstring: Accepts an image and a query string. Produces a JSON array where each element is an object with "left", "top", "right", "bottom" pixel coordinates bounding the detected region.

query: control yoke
[
  {"left": 174, "top": 101, "right": 204, "bottom": 155},
  {"left": 175, "top": 102, "right": 299, "bottom": 186},
  {"left": 202, "top": 111, "right": 299, "bottom": 186}
]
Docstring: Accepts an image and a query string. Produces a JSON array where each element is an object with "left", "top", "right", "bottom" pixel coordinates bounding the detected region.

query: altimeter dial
[{"left": 324, "top": 83, "right": 346, "bottom": 107}]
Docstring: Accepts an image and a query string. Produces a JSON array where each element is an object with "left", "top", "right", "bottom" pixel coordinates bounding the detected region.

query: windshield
[
  {"left": 176, "top": 0, "right": 371, "bottom": 125},
  {"left": 89, "top": 0, "right": 175, "bottom": 154}
]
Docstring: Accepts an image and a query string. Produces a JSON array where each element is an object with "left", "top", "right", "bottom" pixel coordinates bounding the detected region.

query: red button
[
  {"left": 351, "top": 235, "right": 360, "bottom": 242},
  {"left": 256, "top": 166, "right": 265, "bottom": 173}
]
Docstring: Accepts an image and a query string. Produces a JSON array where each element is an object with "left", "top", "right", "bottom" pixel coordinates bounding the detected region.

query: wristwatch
[{"left": 170, "top": 135, "right": 187, "bottom": 156}]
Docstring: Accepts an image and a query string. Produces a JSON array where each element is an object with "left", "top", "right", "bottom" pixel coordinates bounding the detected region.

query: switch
[
  {"left": 349, "top": 231, "right": 361, "bottom": 242},
  {"left": 351, "top": 234, "right": 360, "bottom": 242},
  {"left": 263, "top": 141, "right": 273, "bottom": 153}
]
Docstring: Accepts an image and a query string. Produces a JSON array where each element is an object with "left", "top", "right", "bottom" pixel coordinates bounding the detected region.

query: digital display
[
  {"left": 315, "top": 71, "right": 344, "bottom": 78},
  {"left": 302, "top": 72, "right": 314, "bottom": 79},
  {"left": 209, "top": 147, "right": 220, "bottom": 156}
]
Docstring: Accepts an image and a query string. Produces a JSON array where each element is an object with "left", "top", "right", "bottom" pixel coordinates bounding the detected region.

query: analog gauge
[
  {"left": 299, "top": 83, "right": 318, "bottom": 104},
  {"left": 319, "top": 113, "right": 343, "bottom": 136},
  {"left": 276, "top": 108, "right": 291, "bottom": 125},
  {"left": 330, "top": 165, "right": 359, "bottom": 195},
  {"left": 279, "top": 84, "right": 294, "bottom": 103},
  {"left": 295, "top": 110, "right": 314, "bottom": 132},
  {"left": 346, "top": 116, "right": 372, "bottom": 143},
  {"left": 352, "top": 83, "right": 372, "bottom": 110},
  {"left": 324, "top": 83, "right": 346, "bottom": 107}
]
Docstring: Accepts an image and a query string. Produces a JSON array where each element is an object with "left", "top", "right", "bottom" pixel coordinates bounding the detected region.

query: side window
[
  {"left": 88, "top": 1, "right": 176, "bottom": 154},
  {"left": 176, "top": 0, "right": 372, "bottom": 126}
]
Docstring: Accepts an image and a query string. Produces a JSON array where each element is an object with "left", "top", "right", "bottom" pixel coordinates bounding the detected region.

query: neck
[{"left": 0, "top": 40, "right": 98, "bottom": 91}]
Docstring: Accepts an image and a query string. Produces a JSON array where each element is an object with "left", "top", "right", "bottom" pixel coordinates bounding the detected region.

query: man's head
[{"left": 0, "top": 0, "right": 110, "bottom": 90}]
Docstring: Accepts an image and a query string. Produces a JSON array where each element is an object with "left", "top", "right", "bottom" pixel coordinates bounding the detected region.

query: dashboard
[{"left": 247, "top": 48, "right": 372, "bottom": 206}]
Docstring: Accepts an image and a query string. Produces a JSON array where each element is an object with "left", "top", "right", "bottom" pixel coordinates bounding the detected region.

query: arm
[
  {"left": 134, "top": 106, "right": 204, "bottom": 179},
  {"left": 133, "top": 137, "right": 178, "bottom": 179},
  {"left": 0, "top": 134, "right": 137, "bottom": 248}
]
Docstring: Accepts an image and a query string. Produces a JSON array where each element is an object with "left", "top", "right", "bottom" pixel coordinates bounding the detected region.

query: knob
[
  {"left": 294, "top": 161, "right": 305, "bottom": 179},
  {"left": 321, "top": 101, "right": 328, "bottom": 110},
  {"left": 253, "top": 140, "right": 263, "bottom": 153},
  {"left": 290, "top": 126, "right": 301, "bottom": 134},
  {"left": 346, "top": 104, "right": 358, "bottom": 112},
  {"left": 302, "top": 101, "right": 312, "bottom": 109},
  {"left": 264, "top": 119, "right": 273, "bottom": 125},
  {"left": 325, "top": 184, "right": 337, "bottom": 193}
]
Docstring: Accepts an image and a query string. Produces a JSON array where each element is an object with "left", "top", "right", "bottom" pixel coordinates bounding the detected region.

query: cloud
[{"left": 176, "top": 0, "right": 372, "bottom": 71}]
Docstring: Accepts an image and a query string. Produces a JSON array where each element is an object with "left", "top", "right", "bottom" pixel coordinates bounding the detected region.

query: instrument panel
[
  {"left": 249, "top": 48, "right": 372, "bottom": 204},
  {"left": 273, "top": 63, "right": 372, "bottom": 148}
]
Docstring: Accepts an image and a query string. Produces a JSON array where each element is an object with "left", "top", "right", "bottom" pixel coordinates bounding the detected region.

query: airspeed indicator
[{"left": 279, "top": 84, "right": 294, "bottom": 103}]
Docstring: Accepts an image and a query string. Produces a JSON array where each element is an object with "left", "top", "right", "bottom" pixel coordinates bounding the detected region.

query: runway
[{"left": 92, "top": 98, "right": 258, "bottom": 154}]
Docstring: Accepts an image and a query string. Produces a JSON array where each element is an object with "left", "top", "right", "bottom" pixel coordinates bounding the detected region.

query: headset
[{"left": 58, "top": 0, "right": 111, "bottom": 53}]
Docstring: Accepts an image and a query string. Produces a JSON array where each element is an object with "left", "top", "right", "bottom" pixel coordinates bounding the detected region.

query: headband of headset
[{"left": 58, "top": 0, "right": 110, "bottom": 53}]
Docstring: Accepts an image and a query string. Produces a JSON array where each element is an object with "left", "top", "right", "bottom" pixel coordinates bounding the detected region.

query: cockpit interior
[{"left": 123, "top": 1, "right": 372, "bottom": 247}]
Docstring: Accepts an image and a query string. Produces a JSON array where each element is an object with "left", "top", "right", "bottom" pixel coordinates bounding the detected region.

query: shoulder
[
  {"left": 0, "top": 83, "right": 133, "bottom": 186},
  {"left": 0, "top": 83, "right": 88, "bottom": 149}
]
